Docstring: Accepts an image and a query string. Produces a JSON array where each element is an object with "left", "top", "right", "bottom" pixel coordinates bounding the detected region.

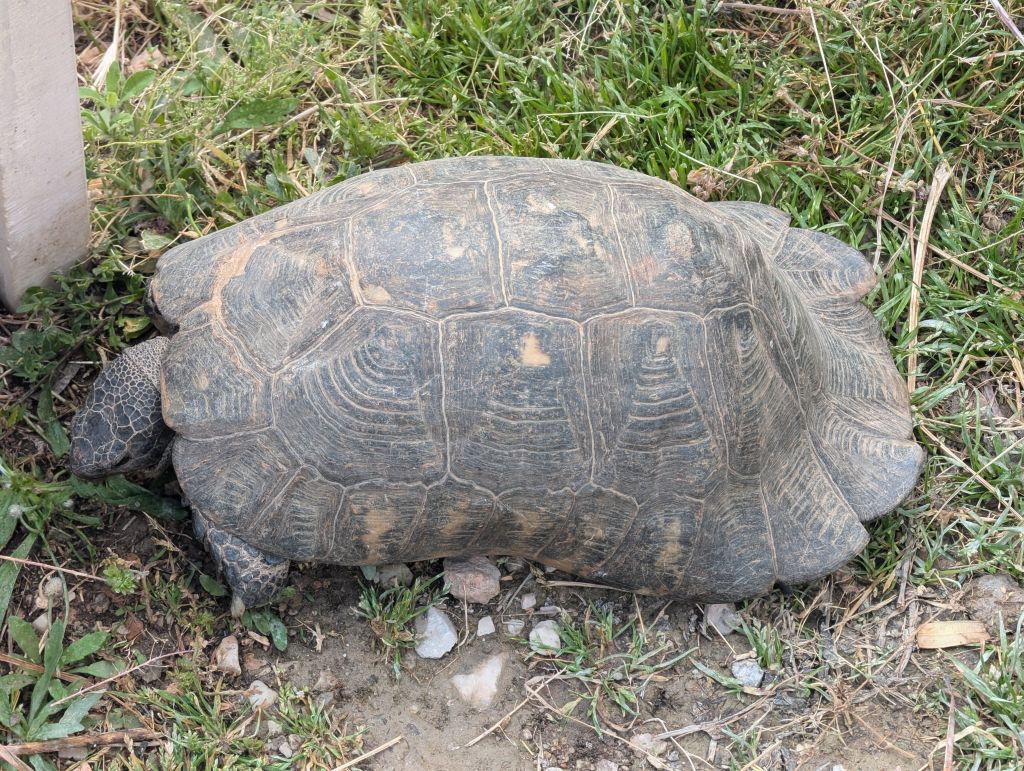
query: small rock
[
  {"left": 313, "top": 670, "right": 340, "bottom": 692},
  {"left": 450, "top": 653, "right": 506, "bottom": 708},
  {"left": 631, "top": 732, "right": 668, "bottom": 757},
  {"left": 212, "top": 635, "right": 241, "bottom": 677},
  {"left": 245, "top": 679, "right": 277, "bottom": 710},
  {"left": 965, "top": 573, "right": 1024, "bottom": 632},
  {"left": 529, "top": 620, "right": 561, "bottom": 652},
  {"left": 730, "top": 659, "right": 764, "bottom": 688},
  {"left": 414, "top": 606, "right": 458, "bottom": 659},
  {"left": 503, "top": 557, "right": 526, "bottom": 573},
  {"left": 375, "top": 563, "right": 413, "bottom": 587},
  {"left": 595, "top": 761, "right": 619, "bottom": 771},
  {"left": 705, "top": 603, "right": 742, "bottom": 635},
  {"left": 136, "top": 663, "right": 163, "bottom": 684},
  {"left": 278, "top": 739, "right": 294, "bottom": 758},
  {"left": 477, "top": 615, "right": 495, "bottom": 636},
  {"left": 36, "top": 576, "right": 63, "bottom": 609},
  {"left": 538, "top": 605, "right": 561, "bottom": 616},
  {"left": 57, "top": 746, "right": 88, "bottom": 761},
  {"left": 264, "top": 719, "right": 283, "bottom": 738},
  {"left": 315, "top": 691, "right": 335, "bottom": 709},
  {"left": 31, "top": 614, "right": 50, "bottom": 635},
  {"left": 521, "top": 593, "right": 537, "bottom": 610},
  {"left": 443, "top": 556, "right": 501, "bottom": 604},
  {"left": 505, "top": 618, "right": 525, "bottom": 636},
  {"left": 243, "top": 653, "right": 268, "bottom": 674}
]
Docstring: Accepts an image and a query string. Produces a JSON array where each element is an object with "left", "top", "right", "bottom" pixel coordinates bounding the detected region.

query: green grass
[
  {"left": 1, "top": 0, "right": 1022, "bottom": 765},
  {"left": 523, "top": 604, "right": 690, "bottom": 731},
  {"left": 355, "top": 574, "right": 445, "bottom": 678}
]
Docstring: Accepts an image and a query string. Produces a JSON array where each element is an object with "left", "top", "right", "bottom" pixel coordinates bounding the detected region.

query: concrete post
[{"left": 0, "top": 0, "right": 90, "bottom": 309}]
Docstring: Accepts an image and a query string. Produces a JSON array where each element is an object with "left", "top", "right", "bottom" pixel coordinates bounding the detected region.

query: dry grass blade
[
  {"left": 942, "top": 695, "right": 956, "bottom": 771},
  {"left": 0, "top": 745, "right": 32, "bottom": 771},
  {"left": 329, "top": 735, "right": 404, "bottom": 770},
  {"left": 716, "top": 2, "right": 810, "bottom": 16},
  {"left": 988, "top": 0, "right": 1024, "bottom": 46},
  {"left": 906, "top": 161, "right": 953, "bottom": 393}
]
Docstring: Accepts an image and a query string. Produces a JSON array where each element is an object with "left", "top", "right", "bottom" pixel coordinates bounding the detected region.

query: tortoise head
[{"left": 70, "top": 337, "right": 174, "bottom": 479}]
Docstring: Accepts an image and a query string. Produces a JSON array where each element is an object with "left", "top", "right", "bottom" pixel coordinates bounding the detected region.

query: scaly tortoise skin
[{"left": 71, "top": 156, "right": 924, "bottom": 609}]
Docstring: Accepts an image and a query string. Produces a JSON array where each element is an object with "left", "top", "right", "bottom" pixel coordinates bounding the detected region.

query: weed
[
  {"left": 0, "top": 614, "right": 120, "bottom": 765},
  {"left": 526, "top": 605, "right": 689, "bottom": 732},
  {"left": 944, "top": 616, "right": 1024, "bottom": 767},
  {"left": 355, "top": 574, "right": 445, "bottom": 678}
]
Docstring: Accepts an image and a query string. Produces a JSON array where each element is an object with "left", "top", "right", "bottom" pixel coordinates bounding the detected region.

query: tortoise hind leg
[{"left": 193, "top": 511, "right": 290, "bottom": 617}]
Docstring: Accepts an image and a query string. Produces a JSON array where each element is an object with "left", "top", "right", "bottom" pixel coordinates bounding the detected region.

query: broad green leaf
[
  {"left": 36, "top": 387, "right": 69, "bottom": 459},
  {"left": 0, "top": 498, "right": 17, "bottom": 551},
  {"left": 216, "top": 97, "right": 299, "bottom": 134},
  {"left": 69, "top": 476, "right": 187, "bottom": 521},
  {"left": 267, "top": 615, "right": 288, "bottom": 652},
  {"left": 32, "top": 691, "right": 104, "bottom": 741},
  {"left": 199, "top": 573, "right": 227, "bottom": 597},
  {"left": 0, "top": 532, "right": 37, "bottom": 627},
  {"left": 8, "top": 617, "right": 41, "bottom": 664},
  {"left": 104, "top": 62, "right": 123, "bottom": 97},
  {"left": 72, "top": 659, "right": 122, "bottom": 678},
  {"left": 140, "top": 231, "right": 174, "bottom": 251},
  {"left": 121, "top": 70, "right": 156, "bottom": 100},
  {"left": 0, "top": 673, "right": 36, "bottom": 693},
  {"left": 30, "top": 618, "right": 66, "bottom": 723},
  {"left": 60, "top": 631, "right": 108, "bottom": 666},
  {"left": 28, "top": 753, "right": 58, "bottom": 771}
]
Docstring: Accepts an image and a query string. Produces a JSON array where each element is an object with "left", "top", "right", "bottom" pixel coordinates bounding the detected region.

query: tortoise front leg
[{"left": 193, "top": 510, "right": 290, "bottom": 617}]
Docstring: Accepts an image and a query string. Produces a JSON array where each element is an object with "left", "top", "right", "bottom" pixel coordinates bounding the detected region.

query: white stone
[
  {"left": 245, "top": 679, "right": 277, "bottom": 710},
  {"left": 505, "top": 618, "right": 525, "bottom": 636},
  {"left": 31, "top": 613, "right": 50, "bottom": 635},
  {"left": 450, "top": 653, "right": 506, "bottom": 708},
  {"left": 595, "top": 761, "right": 619, "bottom": 771},
  {"left": 529, "top": 620, "right": 561, "bottom": 652},
  {"left": 374, "top": 563, "right": 413, "bottom": 587},
  {"left": 521, "top": 593, "right": 537, "bottom": 610},
  {"left": 212, "top": 635, "right": 241, "bottom": 677},
  {"left": 730, "top": 659, "right": 764, "bottom": 688},
  {"left": 477, "top": 615, "right": 495, "bottom": 636},
  {"left": 705, "top": 603, "right": 742, "bottom": 635},
  {"left": 631, "top": 732, "right": 668, "bottom": 757},
  {"left": 414, "top": 607, "right": 458, "bottom": 659}
]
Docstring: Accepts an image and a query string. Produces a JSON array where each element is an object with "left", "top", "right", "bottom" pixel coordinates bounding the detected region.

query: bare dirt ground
[{"left": 3, "top": 505, "right": 956, "bottom": 770}]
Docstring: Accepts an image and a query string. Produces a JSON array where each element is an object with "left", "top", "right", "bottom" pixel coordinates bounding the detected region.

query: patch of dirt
[
  {"left": 271, "top": 561, "right": 941, "bottom": 770},
  {"left": 4, "top": 506, "right": 945, "bottom": 770}
]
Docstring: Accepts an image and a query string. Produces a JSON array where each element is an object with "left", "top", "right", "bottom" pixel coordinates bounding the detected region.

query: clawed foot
[{"left": 193, "top": 511, "right": 290, "bottom": 617}]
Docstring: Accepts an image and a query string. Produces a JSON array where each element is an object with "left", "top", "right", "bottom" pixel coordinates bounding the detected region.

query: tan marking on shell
[
  {"left": 205, "top": 220, "right": 289, "bottom": 330},
  {"left": 655, "top": 335, "right": 671, "bottom": 354},
  {"left": 520, "top": 332, "right": 551, "bottom": 367},
  {"left": 361, "top": 283, "right": 393, "bottom": 304}
]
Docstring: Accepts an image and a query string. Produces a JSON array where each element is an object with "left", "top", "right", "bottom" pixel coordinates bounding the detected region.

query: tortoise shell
[{"left": 149, "top": 157, "right": 922, "bottom": 601}]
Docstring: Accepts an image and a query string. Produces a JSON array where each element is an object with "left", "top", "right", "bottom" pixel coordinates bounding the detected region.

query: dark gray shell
[{"left": 149, "top": 157, "right": 923, "bottom": 601}]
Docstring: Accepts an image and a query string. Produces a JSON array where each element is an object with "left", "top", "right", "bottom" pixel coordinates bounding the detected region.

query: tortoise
[{"left": 70, "top": 156, "right": 923, "bottom": 614}]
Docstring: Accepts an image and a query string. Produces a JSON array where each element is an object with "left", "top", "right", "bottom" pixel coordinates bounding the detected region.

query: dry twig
[
  {"left": 2, "top": 728, "right": 159, "bottom": 757},
  {"left": 330, "top": 735, "right": 404, "bottom": 770}
]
